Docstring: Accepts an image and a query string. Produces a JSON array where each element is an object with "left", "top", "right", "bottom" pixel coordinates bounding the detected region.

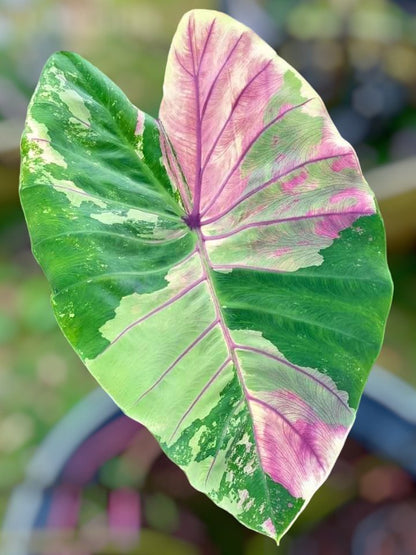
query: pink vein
[
  {"left": 72, "top": 115, "right": 90, "bottom": 128},
  {"left": 197, "top": 19, "right": 216, "bottom": 78},
  {"left": 235, "top": 344, "right": 352, "bottom": 411},
  {"left": 134, "top": 319, "right": 220, "bottom": 406},
  {"left": 189, "top": 16, "right": 203, "bottom": 218},
  {"left": 169, "top": 356, "right": 231, "bottom": 442},
  {"left": 201, "top": 152, "right": 352, "bottom": 226},
  {"left": 159, "top": 247, "right": 198, "bottom": 278},
  {"left": 202, "top": 210, "right": 374, "bottom": 241},
  {"left": 31, "top": 137, "right": 51, "bottom": 144},
  {"left": 248, "top": 395, "right": 325, "bottom": 470},
  {"left": 101, "top": 277, "right": 206, "bottom": 353},
  {"left": 204, "top": 399, "right": 244, "bottom": 485},
  {"left": 169, "top": 21, "right": 215, "bottom": 215},
  {"left": 200, "top": 33, "right": 244, "bottom": 119},
  {"left": 211, "top": 264, "right": 379, "bottom": 278},
  {"left": 52, "top": 183, "right": 96, "bottom": 199},
  {"left": 174, "top": 50, "right": 192, "bottom": 77},
  {"left": 200, "top": 60, "right": 274, "bottom": 188},
  {"left": 159, "top": 121, "right": 192, "bottom": 213},
  {"left": 169, "top": 248, "right": 198, "bottom": 270},
  {"left": 212, "top": 264, "right": 287, "bottom": 273},
  {"left": 200, "top": 97, "right": 314, "bottom": 217}
]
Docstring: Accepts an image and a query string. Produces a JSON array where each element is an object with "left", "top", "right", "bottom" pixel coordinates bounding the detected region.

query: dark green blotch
[
  {"left": 213, "top": 214, "right": 392, "bottom": 408},
  {"left": 162, "top": 372, "right": 242, "bottom": 467}
]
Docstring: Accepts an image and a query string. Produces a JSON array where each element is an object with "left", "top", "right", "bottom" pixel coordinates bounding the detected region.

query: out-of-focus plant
[{"left": 264, "top": 0, "right": 416, "bottom": 166}]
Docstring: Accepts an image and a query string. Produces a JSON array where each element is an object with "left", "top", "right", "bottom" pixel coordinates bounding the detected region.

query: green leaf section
[
  {"left": 216, "top": 213, "right": 391, "bottom": 409},
  {"left": 20, "top": 52, "right": 194, "bottom": 359},
  {"left": 160, "top": 372, "right": 304, "bottom": 534}
]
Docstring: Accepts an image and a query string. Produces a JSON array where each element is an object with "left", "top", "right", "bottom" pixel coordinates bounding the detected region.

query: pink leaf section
[
  {"left": 135, "top": 110, "right": 145, "bottom": 136},
  {"left": 250, "top": 391, "right": 349, "bottom": 500},
  {"left": 159, "top": 9, "right": 376, "bottom": 272},
  {"left": 232, "top": 333, "right": 354, "bottom": 501},
  {"left": 160, "top": 10, "right": 283, "bottom": 220}
]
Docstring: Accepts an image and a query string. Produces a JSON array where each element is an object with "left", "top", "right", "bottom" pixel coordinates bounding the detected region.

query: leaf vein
[
  {"left": 200, "top": 60, "right": 273, "bottom": 190},
  {"left": 200, "top": 97, "right": 315, "bottom": 217},
  {"left": 203, "top": 210, "right": 373, "bottom": 241},
  {"left": 201, "top": 152, "right": 352, "bottom": 226},
  {"left": 248, "top": 395, "right": 326, "bottom": 471},
  {"left": 169, "top": 355, "right": 231, "bottom": 442},
  {"left": 235, "top": 344, "right": 352, "bottom": 411},
  {"left": 227, "top": 302, "right": 370, "bottom": 345},
  {"left": 134, "top": 319, "right": 221, "bottom": 407},
  {"left": 99, "top": 276, "right": 206, "bottom": 353}
]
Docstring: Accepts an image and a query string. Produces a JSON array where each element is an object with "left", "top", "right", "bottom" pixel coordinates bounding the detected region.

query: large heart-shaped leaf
[{"left": 20, "top": 9, "right": 392, "bottom": 542}]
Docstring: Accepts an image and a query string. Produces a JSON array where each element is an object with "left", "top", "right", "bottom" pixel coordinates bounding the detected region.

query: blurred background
[{"left": 0, "top": 0, "right": 415, "bottom": 553}]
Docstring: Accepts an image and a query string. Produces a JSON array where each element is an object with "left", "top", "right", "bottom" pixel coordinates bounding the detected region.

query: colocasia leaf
[{"left": 20, "top": 9, "right": 392, "bottom": 542}]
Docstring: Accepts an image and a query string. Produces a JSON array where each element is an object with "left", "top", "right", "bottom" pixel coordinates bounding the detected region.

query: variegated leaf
[{"left": 20, "top": 10, "right": 392, "bottom": 542}]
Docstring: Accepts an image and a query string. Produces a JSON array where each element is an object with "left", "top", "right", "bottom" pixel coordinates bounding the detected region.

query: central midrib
[
  {"left": 182, "top": 29, "right": 275, "bottom": 528},
  {"left": 195, "top": 230, "right": 241, "bottom": 378},
  {"left": 195, "top": 227, "right": 276, "bottom": 526}
]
